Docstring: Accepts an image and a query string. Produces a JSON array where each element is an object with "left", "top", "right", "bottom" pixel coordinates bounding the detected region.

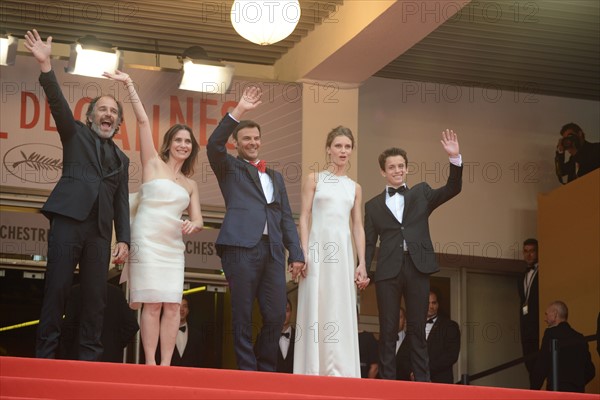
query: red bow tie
[{"left": 251, "top": 159, "right": 266, "bottom": 173}]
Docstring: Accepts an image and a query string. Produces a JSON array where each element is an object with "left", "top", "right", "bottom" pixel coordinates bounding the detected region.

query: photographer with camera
[{"left": 555, "top": 123, "right": 600, "bottom": 184}]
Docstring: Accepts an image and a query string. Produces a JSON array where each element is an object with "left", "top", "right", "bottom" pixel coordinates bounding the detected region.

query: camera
[{"left": 561, "top": 133, "right": 581, "bottom": 150}]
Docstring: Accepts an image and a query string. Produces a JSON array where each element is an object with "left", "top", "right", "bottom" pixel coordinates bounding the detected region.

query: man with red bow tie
[{"left": 207, "top": 87, "right": 304, "bottom": 372}]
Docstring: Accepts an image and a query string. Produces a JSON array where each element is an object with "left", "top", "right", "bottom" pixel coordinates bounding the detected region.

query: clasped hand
[
  {"left": 355, "top": 265, "right": 370, "bottom": 291},
  {"left": 289, "top": 261, "right": 306, "bottom": 281},
  {"left": 112, "top": 242, "right": 129, "bottom": 265},
  {"left": 182, "top": 220, "right": 202, "bottom": 235}
]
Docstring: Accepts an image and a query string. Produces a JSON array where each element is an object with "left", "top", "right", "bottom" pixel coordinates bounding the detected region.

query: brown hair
[
  {"left": 325, "top": 126, "right": 354, "bottom": 149},
  {"left": 85, "top": 95, "right": 124, "bottom": 136},
  {"left": 378, "top": 147, "right": 408, "bottom": 171},
  {"left": 158, "top": 124, "right": 199, "bottom": 176},
  {"left": 232, "top": 120, "right": 261, "bottom": 140}
]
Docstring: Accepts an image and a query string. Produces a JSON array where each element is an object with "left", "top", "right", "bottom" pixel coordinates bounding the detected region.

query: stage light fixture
[
  {"left": 178, "top": 46, "right": 234, "bottom": 94},
  {"left": 0, "top": 34, "right": 18, "bottom": 66},
  {"left": 66, "top": 35, "right": 123, "bottom": 78}
]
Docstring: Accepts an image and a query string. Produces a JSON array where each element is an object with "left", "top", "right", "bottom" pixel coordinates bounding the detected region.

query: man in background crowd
[
  {"left": 425, "top": 290, "right": 460, "bottom": 384},
  {"left": 518, "top": 238, "right": 539, "bottom": 386},
  {"left": 531, "top": 301, "right": 595, "bottom": 392}
]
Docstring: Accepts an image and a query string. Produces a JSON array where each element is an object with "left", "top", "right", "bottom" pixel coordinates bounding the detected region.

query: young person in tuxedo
[
  {"left": 207, "top": 87, "right": 304, "bottom": 371},
  {"left": 364, "top": 130, "right": 462, "bottom": 381},
  {"left": 24, "top": 30, "right": 130, "bottom": 361}
]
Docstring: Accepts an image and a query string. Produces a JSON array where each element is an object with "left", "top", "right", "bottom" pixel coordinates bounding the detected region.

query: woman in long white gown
[
  {"left": 106, "top": 71, "right": 203, "bottom": 366},
  {"left": 293, "top": 127, "right": 370, "bottom": 377}
]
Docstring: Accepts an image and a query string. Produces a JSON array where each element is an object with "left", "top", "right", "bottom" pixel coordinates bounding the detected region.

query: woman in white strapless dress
[
  {"left": 105, "top": 70, "right": 203, "bottom": 366},
  {"left": 293, "top": 127, "right": 370, "bottom": 377}
]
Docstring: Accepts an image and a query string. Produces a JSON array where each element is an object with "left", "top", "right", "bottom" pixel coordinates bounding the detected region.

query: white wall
[
  {"left": 467, "top": 272, "right": 528, "bottom": 388},
  {"left": 358, "top": 77, "right": 600, "bottom": 261}
]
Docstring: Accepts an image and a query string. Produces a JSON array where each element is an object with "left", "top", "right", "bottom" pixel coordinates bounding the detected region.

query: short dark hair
[
  {"left": 523, "top": 238, "right": 538, "bottom": 248},
  {"left": 378, "top": 147, "right": 408, "bottom": 171},
  {"left": 85, "top": 95, "right": 124, "bottom": 136},
  {"left": 232, "top": 120, "right": 261, "bottom": 140},
  {"left": 429, "top": 289, "right": 440, "bottom": 303},
  {"left": 560, "top": 122, "right": 583, "bottom": 136},
  {"left": 158, "top": 124, "right": 199, "bottom": 177}
]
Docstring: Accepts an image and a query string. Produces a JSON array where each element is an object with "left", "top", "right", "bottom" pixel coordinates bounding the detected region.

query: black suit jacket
[
  {"left": 395, "top": 332, "right": 411, "bottom": 381},
  {"left": 39, "top": 70, "right": 130, "bottom": 243},
  {"left": 555, "top": 140, "right": 600, "bottom": 183},
  {"left": 358, "top": 331, "right": 379, "bottom": 378},
  {"left": 206, "top": 114, "right": 303, "bottom": 266},
  {"left": 531, "top": 322, "right": 595, "bottom": 392},
  {"left": 276, "top": 327, "right": 296, "bottom": 373},
  {"left": 171, "top": 325, "right": 205, "bottom": 368},
  {"left": 365, "top": 163, "right": 462, "bottom": 280},
  {"left": 427, "top": 316, "right": 461, "bottom": 383},
  {"left": 518, "top": 268, "right": 539, "bottom": 356},
  {"left": 59, "top": 283, "right": 139, "bottom": 362}
]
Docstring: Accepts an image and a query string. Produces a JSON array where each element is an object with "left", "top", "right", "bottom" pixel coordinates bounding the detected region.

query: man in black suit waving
[
  {"left": 207, "top": 87, "right": 304, "bottom": 371},
  {"left": 24, "top": 30, "right": 130, "bottom": 361},
  {"left": 364, "top": 130, "right": 462, "bottom": 381}
]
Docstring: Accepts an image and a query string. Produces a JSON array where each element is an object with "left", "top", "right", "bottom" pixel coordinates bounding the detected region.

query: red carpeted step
[
  {"left": 1, "top": 356, "right": 596, "bottom": 400},
  {"left": 2, "top": 376, "right": 356, "bottom": 399}
]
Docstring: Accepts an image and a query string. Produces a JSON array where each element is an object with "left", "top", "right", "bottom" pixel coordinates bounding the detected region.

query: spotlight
[
  {"left": 0, "top": 34, "right": 18, "bottom": 66},
  {"left": 66, "top": 35, "right": 123, "bottom": 78},
  {"left": 178, "top": 46, "right": 234, "bottom": 94}
]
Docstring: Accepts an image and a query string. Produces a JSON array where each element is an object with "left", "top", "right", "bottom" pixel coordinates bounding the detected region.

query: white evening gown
[
  {"left": 122, "top": 179, "right": 190, "bottom": 309},
  {"left": 294, "top": 171, "right": 361, "bottom": 377}
]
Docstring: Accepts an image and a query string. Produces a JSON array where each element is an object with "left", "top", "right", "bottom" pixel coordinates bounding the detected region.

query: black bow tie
[
  {"left": 527, "top": 265, "right": 537, "bottom": 272},
  {"left": 179, "top": 325, "right": 186, "bottom": 333},
  {"left": 281, "top": 332, "right": 290, "bottom": 339},
  {"left": 426, "top": 318, "right": 436, "bottom": 324},
  {"left": 388, "top": 186, "right": 407, "bottom": 196}
]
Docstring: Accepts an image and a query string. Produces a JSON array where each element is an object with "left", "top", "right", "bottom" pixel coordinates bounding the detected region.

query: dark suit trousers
[
  {"left": 36, "top": 214, "right": 110, "bottom": 360},
  {"left": 376, "top": 253, "right": 430, "bottom": 381},
  {"left": 220, "top": 237, "right": 286, "bottom": 371}
]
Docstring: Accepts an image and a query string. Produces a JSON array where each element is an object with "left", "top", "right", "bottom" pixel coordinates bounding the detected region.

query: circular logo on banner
[{"left": 3, "top": 143, "right": 63, "bottom": 184}]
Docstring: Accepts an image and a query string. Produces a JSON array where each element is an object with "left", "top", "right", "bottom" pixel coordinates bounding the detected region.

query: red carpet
[{"left": 0, "top": 356, "right": 596, "bottom": 399}]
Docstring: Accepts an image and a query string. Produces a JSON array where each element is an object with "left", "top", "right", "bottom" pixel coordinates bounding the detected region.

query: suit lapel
[
  {"left": 93, "top": 132, "right": 124, "bottom": 178},
  {"left": 401, "top": 187, "right": 412, "bottom": 222},
  {"left": 238, "top": 157, "right": 266, "bottom": 199},
  {"left": 93, "top": 135, "right": 103, "bottom": 173},
  {"left": 104, "top": 144, "right": 125, "bottom": 178},
  {"left": 376, "top": 190, "right": 400, "bottom": 223},
  {"left": 427, "top": 321, "right": 437, "bottom": 343}
]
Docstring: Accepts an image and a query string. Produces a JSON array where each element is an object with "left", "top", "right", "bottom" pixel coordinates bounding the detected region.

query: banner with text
[{"left": 0, "top": 57, "right": 303, "bottom": 211}]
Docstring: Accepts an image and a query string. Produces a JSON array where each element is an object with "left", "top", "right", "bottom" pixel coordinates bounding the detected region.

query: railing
[{"left": 458, "top": 334, "right": 597, "bottom": 389}]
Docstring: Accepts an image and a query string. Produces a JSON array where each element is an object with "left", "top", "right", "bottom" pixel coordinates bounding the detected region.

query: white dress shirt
[
  {"left": 176, "top": 323, "right": 188, "bottom": 355},
  {"left": 425, "top": 316, "right": 437, "bottom": 340},
  {"left": 279, "top": 326, "right": 292, "bottom": 359},
  {"left": 396, "top": 330, "right": 406, "bottom": 354}
]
